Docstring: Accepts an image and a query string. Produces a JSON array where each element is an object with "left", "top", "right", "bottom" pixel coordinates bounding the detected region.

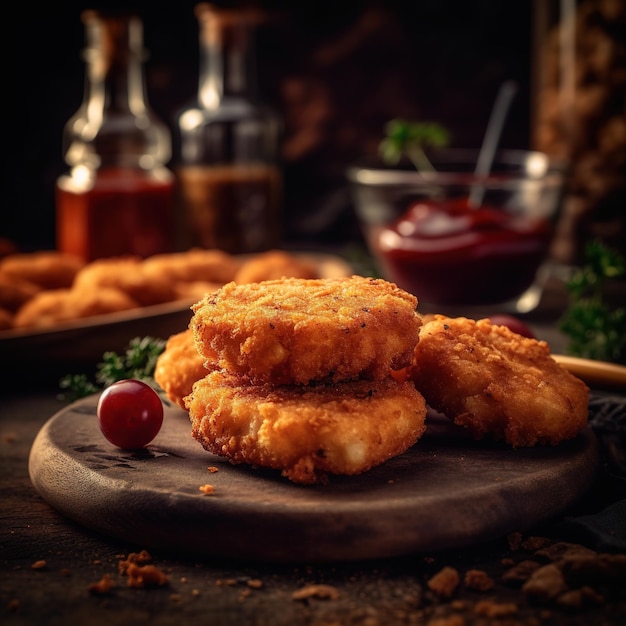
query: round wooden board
[{"left": 29, "top": 395, "right": 600, "bottom": 563}]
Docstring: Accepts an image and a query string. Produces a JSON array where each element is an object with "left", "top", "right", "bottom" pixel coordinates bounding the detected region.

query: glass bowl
[{"left": 347, "top": 149, "right": 566, "bottom": 315}]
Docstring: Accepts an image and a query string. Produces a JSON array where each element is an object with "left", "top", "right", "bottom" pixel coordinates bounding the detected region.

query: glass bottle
[
  {"left": 56, "top": 10, "right": 175, "bottom": 263},
  {"left": 176, "top": 3, "right": 282, "bottom": 253}
]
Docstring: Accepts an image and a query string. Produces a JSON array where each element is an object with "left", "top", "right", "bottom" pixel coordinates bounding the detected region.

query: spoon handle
[
  {"left": 553, "top": 354, "right": 626, "bottom": 391},
  {"left": 469, "top": 80, "right": 518, "bottom": 207}
]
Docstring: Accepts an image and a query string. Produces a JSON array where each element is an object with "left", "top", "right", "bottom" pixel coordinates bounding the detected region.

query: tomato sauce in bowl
[{"left": 376, "top": 197, "right": 553, "bottom": 306}]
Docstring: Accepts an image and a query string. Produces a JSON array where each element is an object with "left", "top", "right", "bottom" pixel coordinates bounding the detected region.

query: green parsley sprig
[
  {"left": 59, "top": 336, "right": 167, "bottom": 403},
  {"left": 379, "top": 119, "right": 451, "bottom": 173},
  {"left": 559, "top": 240, "right": 626, "bottom": 364}
]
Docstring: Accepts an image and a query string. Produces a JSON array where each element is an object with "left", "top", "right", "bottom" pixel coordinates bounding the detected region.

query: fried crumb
[
  {"left": 556, "top": 586, "right": 604, "bottom": 609},
  {"left": 1, "top": 432, "right": 17, "bottom": 443},
  {"left": 199, "top": 484, "right": 215, "bottom": 494},
  {"left": 247, "top": 579, "right": 263, "bottom": 589},
  {"left": 522, "top": 564, "right": 568, "bottom": 601},
  {"left": 502, "top": 560, "right": 542, "bottom": 586},
  {"left": 118, "top": 550, "right": 152, "bottom": 574},
  {"left": 427, "top": 614, "right": 466, "bottom": 626},
  {"left": 169, "top": 593, "right": 183, "bottom": 603},
  {"left": 31, "top": 560, "right": 46, "bottom": 570},
  {"left": 521, "top": 536, "right": 551, "bottom": 551},
  {"left": 208, "top": 466, "right": 219, "bottom": 473},
  {"left": 427, "top": 567, "right": 460, "bottom": 599},
  {"left": 292, "top": 584, "right": 340, "bottom": 601},
  {"left": 561, "top": 553, "right": 626, "bottom": 589},
  {"left": 463, "top": 569, "right": 494, "bottom": 591},
  {"left": 535, "top": 541, "right": 597, "bottom": 563},
  {"left": 126, "top": 563, "right": 169, "bottom": 588},
  {"left": 473, "top": 599, "right": 518, "bottom": 617},
  {"left": 88, "top": 573, "right": 116, "bottom": 595},
  {"left": 116, "top": 550, "right": 168, "bottom": 588},
  {"left": 450, "top": 600, "right": 469, "bottom": 610}
]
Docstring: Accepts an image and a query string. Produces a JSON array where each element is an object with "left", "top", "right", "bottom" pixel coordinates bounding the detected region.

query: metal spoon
[{"left": 468, "top": 80, "right": 518, "bottom": 208}]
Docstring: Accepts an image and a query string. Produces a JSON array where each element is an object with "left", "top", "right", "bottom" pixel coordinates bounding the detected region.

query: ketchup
[
  {"left": 376, "top": 197, "right": 552, "bottom": 306},
  {"left": 56, "top": 168, "right": 175, "bottom": 263}
]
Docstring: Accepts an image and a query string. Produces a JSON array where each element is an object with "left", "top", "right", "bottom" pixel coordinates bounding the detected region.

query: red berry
[
  {"left": 97, "top": 379, "right": 164, "bottom": 449},
  {"left": 487, "top": 314, "right": 535, "bottom": 339}
]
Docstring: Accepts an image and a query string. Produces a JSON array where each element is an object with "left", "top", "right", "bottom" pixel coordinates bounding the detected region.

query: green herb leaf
[
  {"left": 559, "top": 241, "right": 626, "bottom": 364},
  {"left": 58, "top": 374, "right": 100, "bottom": 404},
  {"left": 379, "top": 119, "right": 451, "bottom": 173},
  {"left": 58, "top": 336, "right": 167, "bottom": 402}
]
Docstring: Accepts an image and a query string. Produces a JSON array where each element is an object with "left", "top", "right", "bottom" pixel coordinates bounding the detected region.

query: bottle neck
[
  {"left": 196, "top": 5, "right": 259, "bottom": 109},
  {"left": 81, "top": 11, "right": 148, "bottom": 116},
  {"left": 83, "top": 46, "right": 147, "bottom": 116},
  {"left": 63, "top": 11, "right": 171, "bottom": 172}
]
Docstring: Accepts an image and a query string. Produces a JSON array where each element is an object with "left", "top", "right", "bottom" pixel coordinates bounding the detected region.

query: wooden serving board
[{"left": 29, "top": 395, "right": 600, "bottom": 563}]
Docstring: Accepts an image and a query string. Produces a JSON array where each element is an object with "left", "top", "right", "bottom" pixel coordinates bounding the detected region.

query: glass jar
[
  {"left": 175, "top": 3, "right": 282, "bottom": 253},
  {"left": 56, "top": 10, "right": 175, "bottom": 263},
  {"left": 531, "top": 0, "right": 626, "bottom": 263}
]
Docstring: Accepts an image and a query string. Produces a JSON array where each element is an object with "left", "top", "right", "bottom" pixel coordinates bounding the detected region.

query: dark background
[{"left": 4, "top": 0, "right": 534, "bottom": 253}]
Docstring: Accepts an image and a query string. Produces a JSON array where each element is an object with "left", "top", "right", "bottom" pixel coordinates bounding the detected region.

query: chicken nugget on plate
[
  {"left": 185, "top": 371, "right": 428, "bottom": 485},
  {"left": 13, "top": 287, "right": 139, "bottom": 329},
  {"left": 72, "top": 256, "right": 176, "bottom": 306},
  {"left": 191, "top": 275, "right": 421, "bottom": 385},
  {"left": 407, "top": 315, "right": 589, "bottom": 447},
  {"left": 0, "top": 251, "right": 83, "bottom": 289},
  {"left": 141, "top": 248, "right": 240, "bottom": 284},
  {"left": 154, "top": 329, "right": 211, "bottom": 409},
  {"left": 0, "top": 307, "right": 14, "bottom": 330},
  {"left": 233, "top": 249, "right": 319, "bottom": 284},
  {"left": 0, "top": 274, "right": 41, "bottom": 312}
]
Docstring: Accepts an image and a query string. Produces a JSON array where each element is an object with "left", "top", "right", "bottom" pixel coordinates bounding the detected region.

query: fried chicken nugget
[
  {"left": 141, "top": 248, "right": 240, "bottom": 284},
  {"left": 0, "top": 274, "right": 41, "bottom": 312},
  {"left": 185, "top": 372, "right": 428, "bottom": 484},
  {"left": 72, "top": 256, "right": 176, "bottom": 306},
  {"left": 172, "top": 280, "right": 224, "bottom": 302},
  {"left": 0, "top": 251, "right": 83, "bottom": 289},
  {"left": 191, "top": 276, "right": 421, "bottom": 385},
  {"left": 0, "top": 307, "right": 14, "bottom": 330},
  {"left": 154, "top": 329, "right": 211, "bottom": 409},
  {"left": 233, "top": 249, "right": 319, "bottom": 284},
  {"left": 407, "top": 315, "right": 590, "bottom": 447},
  {"left": 13, "top": 287, "right": 139, "bottom": 329}
]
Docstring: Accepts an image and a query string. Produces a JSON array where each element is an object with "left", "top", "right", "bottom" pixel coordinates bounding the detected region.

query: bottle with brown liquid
[
  {"left": 175, "top": 3, "right": 282, "bottom": 253},
  {"left": 56, "top": 11, "right": 175, "bottom": 263}
]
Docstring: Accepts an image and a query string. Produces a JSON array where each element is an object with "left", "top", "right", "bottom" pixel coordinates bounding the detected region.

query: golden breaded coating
[
  {"left": 172, "top": 280, "right": 224, "bottom": 302},
  {"left": 191, "top": 276, "right": 421, "bottom": 385},
  {"left": 154, "top": 329, "right": 211, "bottom": 409},
  {"left": 233, "top": 249, "right": 319, "bottom": 284},
  {"left": 0, "top": 274, "right": 41, "bottom": 312},
  {"left": 407, "top": 315, "right": 590, "bottom": 447},
  {"left": 72, "top": 256, "right": 176, "bottom": 306},
  {"left": 141, "top": 248, "right": 240, "bottom": 284},
  {"left": 0, "top": 307, "right": 14, "bottom": 330},
  {"left": 0, "top": 251, "right": 83, "bottom": 289},
  {"left": 185, "top": 372, "right": 428, "bottom": 484},
  {"left": 13, "top": 287, "right": 139, "bottom": 329}
]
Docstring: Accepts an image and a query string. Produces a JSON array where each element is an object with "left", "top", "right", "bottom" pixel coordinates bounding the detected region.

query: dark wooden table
[{"left": 2, "top": 282, "right": 625, "bottom": 626}]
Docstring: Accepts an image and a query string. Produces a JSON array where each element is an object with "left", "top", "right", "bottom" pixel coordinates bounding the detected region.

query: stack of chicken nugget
[{"left": 180, "top": 275, "right": 428, "bottom": 485}]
